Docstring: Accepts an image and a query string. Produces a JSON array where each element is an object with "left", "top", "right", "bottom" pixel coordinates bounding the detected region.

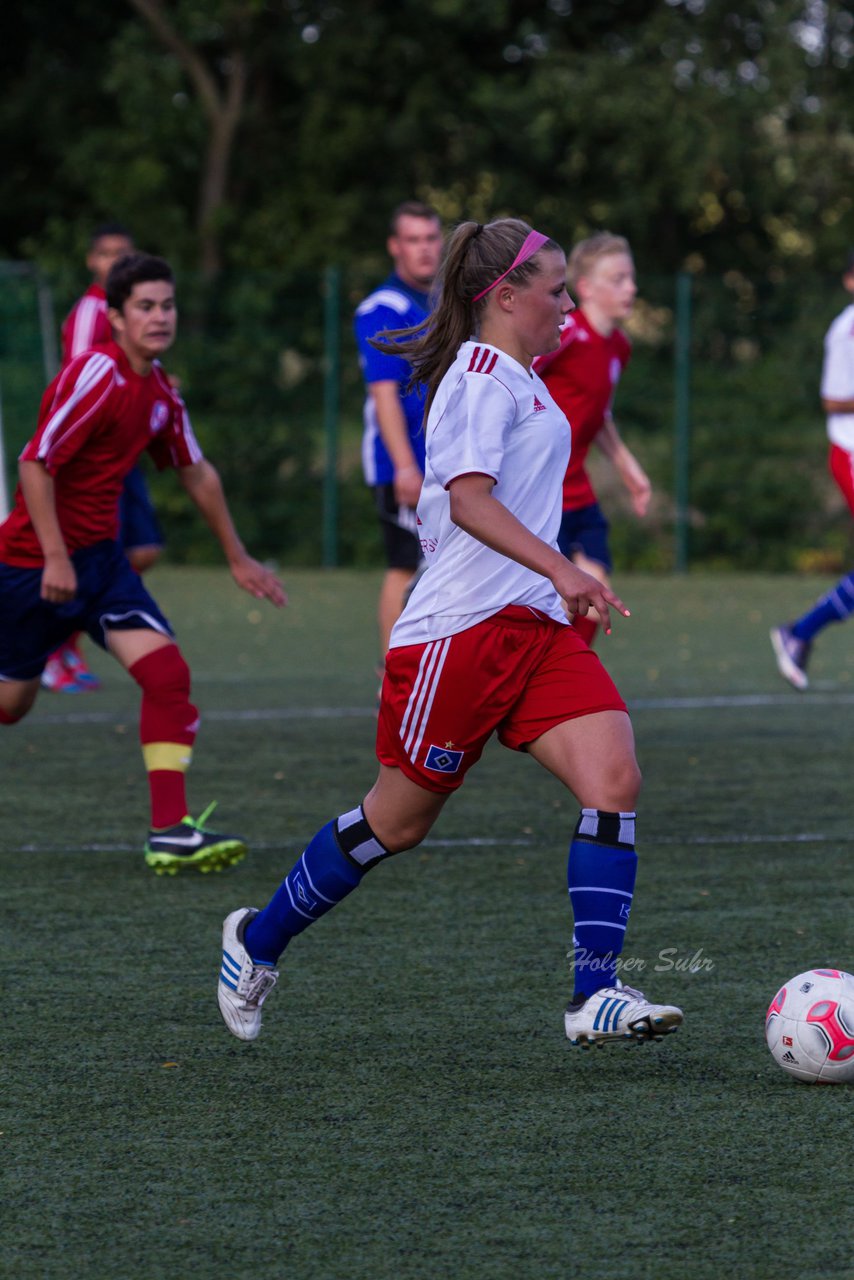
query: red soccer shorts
[
  {"left": 376, "top": 605, "right": 627, "bottom": 794},
  {"left": 829, "top": 444, "right": 854, "bottom": 516}
]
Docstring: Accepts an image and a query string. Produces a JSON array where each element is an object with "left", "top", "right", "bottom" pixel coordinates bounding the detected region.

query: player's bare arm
[
  {"left": 594, "top": 415, "right": 652, "bottom": 517},
  {"left": 822, "top": 396, "right": 854, "bottom": 413},
  {"left": 448, "top": 472, "right": 629, "bottom": 635},
  {"left": 369, "top": 381, "right": 423, "bottom": 507},
  {"left": 177, "top": 459, "right": 287, "bottom": 607},
  {"left": 18, "top": 459, "right": 77, "bottom": 602}
]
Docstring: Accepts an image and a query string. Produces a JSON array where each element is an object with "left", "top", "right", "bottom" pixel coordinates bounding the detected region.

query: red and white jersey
[
  {"left": 821, "top": 303, "right": 854, "bottom": 451},
  {"left": 0, "top": 340, "right": 202, "bottom": 566},
  {"left": 390, "top": 341, "right": 570, "bottom": 648},
  {"left": 533, "top": 309, "right": 631, "bottom": 510},
  {"left": 61, "top": 283, "right": 112, "bottom": 364}
]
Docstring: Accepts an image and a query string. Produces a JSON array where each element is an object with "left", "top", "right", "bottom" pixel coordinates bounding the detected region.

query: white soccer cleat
[
  {"left": 217, "top": 908, "right": 279, "bottom": 1042},
  {"left": 770, "top": 624, "right": 810, "bottom": 691},
  {"left": 564, "top": 982, "right": 683, "bottom": 1049}
]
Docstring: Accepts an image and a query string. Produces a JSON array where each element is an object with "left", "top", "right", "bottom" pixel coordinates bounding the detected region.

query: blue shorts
[
  {"left": 557, "top": 502, "right": 612, "bottom": 573},
  {"left": 0, "top": 540, "right": 174, "bottom": 681},
  {"left": 120, "top": 466, "right": 164, "bottom": 553}
]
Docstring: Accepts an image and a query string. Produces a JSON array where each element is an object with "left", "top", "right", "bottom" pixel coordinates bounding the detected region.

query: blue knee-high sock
[
  {"left": 792, "top": 572, "right": 854, "bottom": 642},
  {"left": 245, "top": 807, "right": 390, "bottom": 965},
  {"left": 568, "top": 809, "right": 638, "bottom": 1000}
]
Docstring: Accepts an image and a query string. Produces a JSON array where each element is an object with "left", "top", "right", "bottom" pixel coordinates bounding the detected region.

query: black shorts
[
  {"left": 0, "top": 540, "right": 173, "bottom": 681},
  {"left": 374, "top": 483, "right": 422, "bottom": 571}
]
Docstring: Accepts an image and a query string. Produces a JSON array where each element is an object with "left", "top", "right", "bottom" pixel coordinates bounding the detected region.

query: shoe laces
[
  {"left": 242, "top": 965, "right": 278, "bottom": 1006},
  {"left": 614, "top": 980, "right": 646, "bottom": 1003},
  {"left": 184, "top": 801, "right": 219, "bottom": 832}
]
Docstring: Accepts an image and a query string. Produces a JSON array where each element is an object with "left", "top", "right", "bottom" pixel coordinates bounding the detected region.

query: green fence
[{"left": 0, "top": 261, "right": 846, "bottom": 572}]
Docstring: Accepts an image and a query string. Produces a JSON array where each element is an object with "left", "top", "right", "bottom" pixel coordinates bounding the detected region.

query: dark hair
[
  {"left": 372, "top": 218, "right": 560, "bottom": 414},
  {"left": 389, "top": 200, "right": 441, "bottom": 235},
  {"left": 90, "top": 221, "right": 134, "bottom": 247},
  {"left": 845, "top": 249, "right": 854, "bottom": 276},
  {"left": 106, "top": 253, "right": 174, "bottom": 311}
]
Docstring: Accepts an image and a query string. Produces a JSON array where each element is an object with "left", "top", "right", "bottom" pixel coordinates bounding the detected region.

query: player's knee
[
  {"left": 126, "top": 545, "right": 162, "bottom": 574},
  {"left": 613, "top": 757, "right": 642, "bottom": 809},
  {"left": 130, "top": 643, "right": 191, "bottom": 700},
  {"left": 380, "top": 814, "right": 433, "bottom": 854},
  {"left": 0, "top": 685, "right": 38, "bottom": 724}
]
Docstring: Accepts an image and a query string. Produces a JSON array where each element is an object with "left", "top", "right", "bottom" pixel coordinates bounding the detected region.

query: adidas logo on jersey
[{"left": 533, "top": 395, "right": 547, "bottom": 413}]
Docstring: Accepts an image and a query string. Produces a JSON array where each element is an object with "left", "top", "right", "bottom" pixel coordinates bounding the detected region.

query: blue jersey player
[{"left": 354, "top": 201, "right": 442, "bottom": 659}]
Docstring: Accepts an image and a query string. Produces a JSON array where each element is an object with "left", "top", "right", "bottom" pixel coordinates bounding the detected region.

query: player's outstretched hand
[
  {"left": 552, "top": 561, "right": 629, "bottom": 637},
  {"left": 231, "top": 554, "right": 288, "bottom": 607}
]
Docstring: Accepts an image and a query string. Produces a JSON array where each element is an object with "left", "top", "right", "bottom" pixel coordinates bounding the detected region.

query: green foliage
[
  {"left": 4, "top": 1, "right": 854, "bottom": 277},
  {"left": 3, "top": 3, "right": 854, "bottom": 566}
]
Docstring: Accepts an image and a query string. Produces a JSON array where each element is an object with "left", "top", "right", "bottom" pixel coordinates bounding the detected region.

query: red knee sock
[
  {"left": 0, "top": 707, "right": 24, "bottom": 725},
  {"left": 129, "top": 645, "right": 199, "bottom": 829}
]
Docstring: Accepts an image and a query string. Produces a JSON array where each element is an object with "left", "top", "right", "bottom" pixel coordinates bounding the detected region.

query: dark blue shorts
[
  {"left": 557, "top": 502, "right": 612, "bottom": 573},
  {"left": 120, "top": 465, "right": 164, "bottom": 553},
  {"left": 374, "top": 483, "right": 422, "bottom": 571},
  {"left": 0, "top": 540, "right": 173, "bottom": 681}
]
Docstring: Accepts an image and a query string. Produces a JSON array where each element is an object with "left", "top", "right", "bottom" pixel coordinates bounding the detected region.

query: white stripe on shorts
[{"left": 400, "top": 635, "right": 452, "bottom": 764}]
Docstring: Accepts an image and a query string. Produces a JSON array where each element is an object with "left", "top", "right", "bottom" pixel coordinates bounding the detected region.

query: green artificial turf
[{"left": 1, "top": 569, "right": 852, "bottom": 1279}]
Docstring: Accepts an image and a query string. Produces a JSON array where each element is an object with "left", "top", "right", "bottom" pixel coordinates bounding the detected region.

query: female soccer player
[
  {"left": 217, "top": 219, "right": 683, "bottom": 1049},
  {"left": 534, "top": 232, "right": 651, "bottom": 650}
]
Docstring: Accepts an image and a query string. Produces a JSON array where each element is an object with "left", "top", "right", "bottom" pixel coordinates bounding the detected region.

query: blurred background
[{"left": 2, "top": 0, "right": 852, "bottom": 572}]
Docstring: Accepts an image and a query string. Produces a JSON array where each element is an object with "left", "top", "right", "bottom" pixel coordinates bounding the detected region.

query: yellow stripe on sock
[{"left": 143, "top": 742, "right": 194, "bottom": 773}]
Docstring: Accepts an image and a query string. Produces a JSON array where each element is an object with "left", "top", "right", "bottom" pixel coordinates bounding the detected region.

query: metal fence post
[
  {"left": 36, "top": 269, "right": 59, "bottom": 382},
  {"left": 674, "top": 271, "right": 692, "bottom": 573},
  {"left": 322, "top": 264, "right": 341, "bottom": 568}
]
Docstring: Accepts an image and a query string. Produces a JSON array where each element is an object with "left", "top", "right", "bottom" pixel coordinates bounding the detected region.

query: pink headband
[{"left": 471, "top": 230, "right": 551, "bottom": 304}]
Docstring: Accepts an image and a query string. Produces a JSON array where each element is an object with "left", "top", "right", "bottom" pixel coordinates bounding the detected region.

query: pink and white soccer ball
[{"left": 765, "top": 968, "right": 854, "bottom": 1084}]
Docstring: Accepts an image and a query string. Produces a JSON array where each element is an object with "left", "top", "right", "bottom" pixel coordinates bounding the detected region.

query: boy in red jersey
[
  {"left": 0, "top": 253, "right": 286, "bottom": 874},
  {"left": 44, "top": 222, "right": 167, "bottom": 692},
  {"left": 534, "top": 233, "right": 651, "bottom": 647}
]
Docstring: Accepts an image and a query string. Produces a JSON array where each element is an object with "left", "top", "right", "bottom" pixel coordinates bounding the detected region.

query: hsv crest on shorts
[{"left": 424, "top": 743, "right": 464, "bottom": 773}]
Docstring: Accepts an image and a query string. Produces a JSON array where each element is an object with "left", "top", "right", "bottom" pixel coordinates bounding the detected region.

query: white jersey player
[
  {"left": 216, "top": 218, "right": 684, "bottom": 1051},
  {"left": 771, "top": 253, "right": 854, "bottom": 690}
]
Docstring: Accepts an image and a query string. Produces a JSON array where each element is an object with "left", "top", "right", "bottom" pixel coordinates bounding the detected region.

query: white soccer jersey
[
  {"left": 821, "top": 303, "right": 854, "bottom": 450},
  {"left": 389, "top": 340, "right": 571, "bottom": 648}
]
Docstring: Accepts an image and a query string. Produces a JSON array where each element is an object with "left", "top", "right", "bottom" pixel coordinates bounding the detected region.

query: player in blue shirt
[{"left": 354, "top": 201, "right": 442, "bottom": 659}]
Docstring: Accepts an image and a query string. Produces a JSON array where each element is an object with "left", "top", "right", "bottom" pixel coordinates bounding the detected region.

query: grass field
[{"left": 2, "top": 568, "right": 853, "bottom": 1280}]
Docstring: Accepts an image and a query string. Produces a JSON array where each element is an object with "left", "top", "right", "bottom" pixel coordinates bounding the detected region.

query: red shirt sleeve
[
  {"left": 21, "top": 351, "right": 117, "bottom": 474},
  {"left": 146, "top": 366, "right": 205, "bottom": 470},
  {"left": 61, "top": 292, "right": 113, "bottom": 364}
]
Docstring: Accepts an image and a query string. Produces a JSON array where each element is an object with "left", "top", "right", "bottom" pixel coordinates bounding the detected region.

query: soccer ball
[{"left": 765, "top": 968, "right": 854, "bottom": 1084}]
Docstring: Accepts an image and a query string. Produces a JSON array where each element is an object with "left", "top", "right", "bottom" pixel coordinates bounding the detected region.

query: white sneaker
[
  {"left": 217, "top": 908, "right": 279, "bottom": 1041},
  {"left": 770, "top": 624, "right": 810, "bottom": 691},
  {"left": 564, "top": 982, "right": 683, "bottom": 1048}
]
